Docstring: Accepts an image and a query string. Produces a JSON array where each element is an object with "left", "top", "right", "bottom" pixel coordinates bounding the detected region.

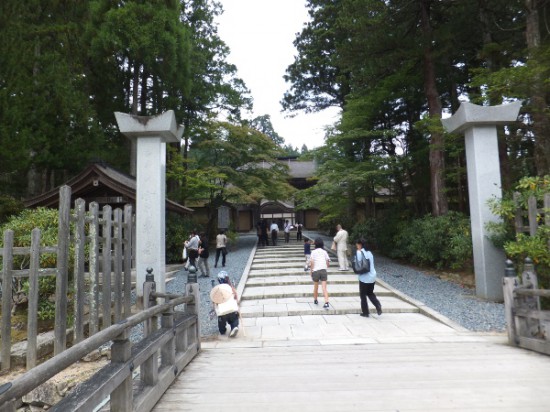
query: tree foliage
[{"left": 284, "top": 0, "right": 550, "bottom": 222}]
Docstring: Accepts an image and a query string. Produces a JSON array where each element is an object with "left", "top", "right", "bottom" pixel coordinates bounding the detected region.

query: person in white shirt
[
  {"left": 212, "top": 271, "right": 239, "bottom": 337},
  {"left": 333, "top": 224, "right": 349, "bottom": 271},
  {"left": 270, "top": 221, "right": 279, "bottom": 246},
  {"left": 283, "top": 220, "right": 291, "bottom": 243},
  {"left": 186, "top": 230, "right": 200, "bottom": 269},
  {"left": 310, "top": 238, "right": 331, "bottom": 310},
  {"left": 214, "top": 230, "right": 228, "bottom": 268}
]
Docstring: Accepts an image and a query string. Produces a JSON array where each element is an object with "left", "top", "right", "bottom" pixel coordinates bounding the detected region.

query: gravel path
[
  {"left": 165, "top": 232, "right": 258, "bottom": 337},
  {"left": 303, "top": 231, "right": 506, "bottom": 332}
]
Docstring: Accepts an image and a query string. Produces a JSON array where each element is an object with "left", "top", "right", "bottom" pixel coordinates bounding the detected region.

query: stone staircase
[{"left": 240, "top": 243, "right": 418, "bottom": 318}]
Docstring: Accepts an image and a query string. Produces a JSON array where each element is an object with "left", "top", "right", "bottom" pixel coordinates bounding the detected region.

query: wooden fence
[
  {"left": 0, "top": 275, "right": 200, "bottom": 412},
  {"left": 503, "top": 258, "right": 550, "bottom": 356},
  {"left": 0, "top": 185, "right": 134, "bottom": 371},
  {"left": 513, "top": 191, "right": 550, "bottom": 241}
]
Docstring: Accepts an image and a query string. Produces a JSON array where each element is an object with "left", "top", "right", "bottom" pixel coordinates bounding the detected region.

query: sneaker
[
  {"left": 314, "top": 299, "right": 318, "bottom": 305},
  {"left": 229, "top": 327, "right": 239, "bottom": 338},
  {"left": 360, "top": 313, "right": 369, "bottom": 318},
  {"left": 323, "top": 302, "right": 330, "bottom": 310},
  {"left": 377, "top": 307, "right": 383, "bottom": 316}
]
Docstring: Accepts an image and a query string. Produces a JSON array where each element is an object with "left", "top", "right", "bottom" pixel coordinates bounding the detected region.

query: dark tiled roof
[{"left": 24, "top": 162, "right": 193, "bottom": 215}]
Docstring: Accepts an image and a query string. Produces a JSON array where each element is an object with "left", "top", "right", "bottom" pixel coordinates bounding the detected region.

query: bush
[
  {"left": 394, "top": 212, "right": 472, "bottom": 270},
  {"left": 0, "top": 195, "right": 23, "bottom": 224},
  {"left": 0, "top": 208, "right": 61, "bottom": 320},
  {"left": 352, "top": 212, "right": 473, "bottom": 271},
  {"left": 487, "top": 175, "right": 550, "bottom": 288}
]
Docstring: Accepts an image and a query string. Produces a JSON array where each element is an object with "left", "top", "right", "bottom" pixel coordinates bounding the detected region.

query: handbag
[
  {"left": 352, "top": 250, "right": 370, "bottom": 274},
  {"left": 331, "top": 241, "right": 337, "bottom": 251}
]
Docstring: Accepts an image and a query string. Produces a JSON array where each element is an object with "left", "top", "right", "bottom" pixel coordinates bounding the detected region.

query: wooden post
[
  {"left": 27, "top": 228, "right": 41, "bottom": 369},
  {"left": 110, "top": 329, "right": 133, "bottom": 411},
  {"left": 161, "top": 306, "right": 175, "bottom": 369},
  {"left": 185, "top": 281, "right": 201, "bottom": 351},
  {"left": 54, "top": 185, "right": 71, "bottom": 355},
  {"left": 113, "top": 208, "right": 123, "bottom": 323},
  {"left": 527, "top": 195, "right": 538, "bottom": 236},
  {"left": 141, "top": 270, "right": 158, "bottom": 386},
  {"left": 74, "top": 198, "right": 86, "bottom": 343},
  {"left": 513, "top": 192, "right": 524, "bottom": 233},
  {"left": 1, "top": 230, "right": 14, "bottom": 371},
  {"left": 123, "top": 205, "right": 133, "bottom": 318},
  {"left": 545, "top": 193, "right": 550, "bottom": 252},
  {"left": 89, "top": 202, "right": 100, "bottom": 336},
  {"left": 502, "top": 260, "right": 518, "bottom": 345},
  {"left": 521, "top": 257, "right": 541, "bottom": 338},
  {"left": 102, "top": 205, "right": 112, "bottom": 329}
]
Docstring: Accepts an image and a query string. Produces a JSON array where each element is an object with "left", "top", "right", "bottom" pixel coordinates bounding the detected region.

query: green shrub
[
  {"left": 0, "top": 208, "right": 61, "bottom": 320},
  {"left": 487, "top": 175, "right": 550, "bottom": 288},
  {"left": 0, "top": 195, "right": 23, "bottom": 224},
  {"left": 351, "top": 212, "right": 473, "bottom": 271}
]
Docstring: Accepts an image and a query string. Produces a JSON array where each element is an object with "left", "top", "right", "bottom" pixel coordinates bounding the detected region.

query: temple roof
[{"left": 24, "top": 162, "right": 193, "bottom": 215}]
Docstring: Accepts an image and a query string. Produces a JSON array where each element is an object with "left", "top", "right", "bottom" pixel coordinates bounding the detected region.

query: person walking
[
  {"left": 296, "top": 222, "right": 303, "bottom": 241},
  {"left": 333, "top": 224, "right": 349, "bottom": 271},
  {"left": 214, "top": 230, "right": 228, "bottom": 268},
  {"left": 310, "top": 238, "right": 331, "bottom": 310},
  {"left": 303, "top": 238, "right": 312, "bottom": 272},
  {"left": 283, "top": 220, "right": 291, "bottom": 243},
  {"left": 270, "top": 221, "right": 279, "bottom": 246},
  {"left": 260, "top": 219, "right": 268, "bottom": 246},
  {"left": 354, "top": 239, "right": 382, "bottom": 317},
  {"left": 187, "top": 230, "right": 200, "bottom": 269},
  {"left": 197, "top": 232, "right": 210, "bottom": 278}
]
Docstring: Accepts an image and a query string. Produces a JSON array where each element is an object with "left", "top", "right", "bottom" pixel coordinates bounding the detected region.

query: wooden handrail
[
  {"left": 0, "top": 294, "right": 193, "bottom": 405},
  {"left": 514, "top": 288, "right": 550, "bottom": 298}
]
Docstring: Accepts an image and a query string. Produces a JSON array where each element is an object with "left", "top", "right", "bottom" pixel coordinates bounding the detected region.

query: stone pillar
[
  {"left": 442, "top": 101, "right": 521, "bottom": 301},
  {"left": 115, "top": 111, "right": 182, "bottom": 301}
]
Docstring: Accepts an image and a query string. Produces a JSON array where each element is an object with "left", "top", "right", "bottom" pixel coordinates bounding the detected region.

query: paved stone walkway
[{"left": 153, "top": 242, "right": 550, "bottom": 411}]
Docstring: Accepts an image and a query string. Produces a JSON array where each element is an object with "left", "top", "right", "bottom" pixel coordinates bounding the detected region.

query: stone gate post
[
  {"left": 115, "top": 111, "right": 183, "bottom": 303},
  {"left": 442, "top": 101, "right": 521, "bottom": 301}
]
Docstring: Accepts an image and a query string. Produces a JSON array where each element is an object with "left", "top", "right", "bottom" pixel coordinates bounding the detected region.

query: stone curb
[
  {"left": 375, "top": 277, "right": 470, "bottom": 332},
  {"left": 236, "top": 241, "right": 258, "bottom": 303}
]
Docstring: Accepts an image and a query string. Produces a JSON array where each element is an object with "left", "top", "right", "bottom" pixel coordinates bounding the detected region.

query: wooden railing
[
  {"left": 503, "top": 258, "right": 550, "bottom": 356},
  {"left": 0, "top": 185, "right": 134, "bottom": 370},
  {"left": 0, "top": 274, "right": 200, "bottom": 412}
]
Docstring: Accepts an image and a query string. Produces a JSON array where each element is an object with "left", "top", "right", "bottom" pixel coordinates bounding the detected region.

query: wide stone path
[{"left": 153, "top": 242, "right": 550, "bottom": 411}]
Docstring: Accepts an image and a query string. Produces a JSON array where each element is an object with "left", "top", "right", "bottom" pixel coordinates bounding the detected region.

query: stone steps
[
  {"left": 242, "top": 283, "right": 393, "bottom": 300},
  {"left": 246, "top": 274, "right": 359, "bottom": 287},
  {"left": 248, "top": 268, "right": 353, "bottom": 277},
  {"left": 240, "top": 296, "right": 418, "bottom": 318}
]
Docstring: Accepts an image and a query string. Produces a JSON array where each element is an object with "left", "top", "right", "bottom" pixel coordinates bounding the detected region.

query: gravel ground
[
  {"left": 304, "top": 231, "right": 506, "bottom": 333},
  {"left": 113, "top": 233, "right": 257, "bottom": 346},
  {"left": 164, "top": 232, "right": 257, "bottom": 337}
]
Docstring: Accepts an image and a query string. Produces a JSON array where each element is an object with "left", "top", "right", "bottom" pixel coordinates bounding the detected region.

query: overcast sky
[{"left": 216, "top": 0, "right": 340, "bottom": 150}]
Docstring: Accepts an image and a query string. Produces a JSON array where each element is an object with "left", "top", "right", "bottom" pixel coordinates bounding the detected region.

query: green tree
[
  {"left": 168, "top": 120, "right": 295, "bottom": 235},
  {"left": 0, "top": 1, "right": 108, "bottom": 197},
  {"left": 249, "top": 114, "right": 285, "bottom": 146}
]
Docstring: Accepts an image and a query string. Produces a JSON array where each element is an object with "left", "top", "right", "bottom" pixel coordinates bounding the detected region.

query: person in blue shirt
[{"left": 355, "top": 239, "right": 382, "bottom": 317}]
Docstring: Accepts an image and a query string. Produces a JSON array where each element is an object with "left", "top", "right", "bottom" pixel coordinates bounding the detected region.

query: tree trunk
[
  {"left": 129, "top": 62, "right": 140, "bottom": 176},
  {"left": 420, "top": 0, "right": 448, "bottom": 216},
  {"left": 525, "top": 0, "right": 550, "bottom": 176},
  {"left": 478, "top": 0, "right": 512, "bottom": 189},
  {"left": 140, "top": 68, "right": 148, "bottom": 115}
]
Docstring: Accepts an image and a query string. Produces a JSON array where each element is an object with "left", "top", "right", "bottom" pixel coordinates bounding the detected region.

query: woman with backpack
[{"left": 355, "top": 239, "right": 382, "bottom": 317}]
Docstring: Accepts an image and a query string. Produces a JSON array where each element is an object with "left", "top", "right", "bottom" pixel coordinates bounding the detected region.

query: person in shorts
[{"left": 310, "top": 237, "right": 331, "bottom": 309}]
